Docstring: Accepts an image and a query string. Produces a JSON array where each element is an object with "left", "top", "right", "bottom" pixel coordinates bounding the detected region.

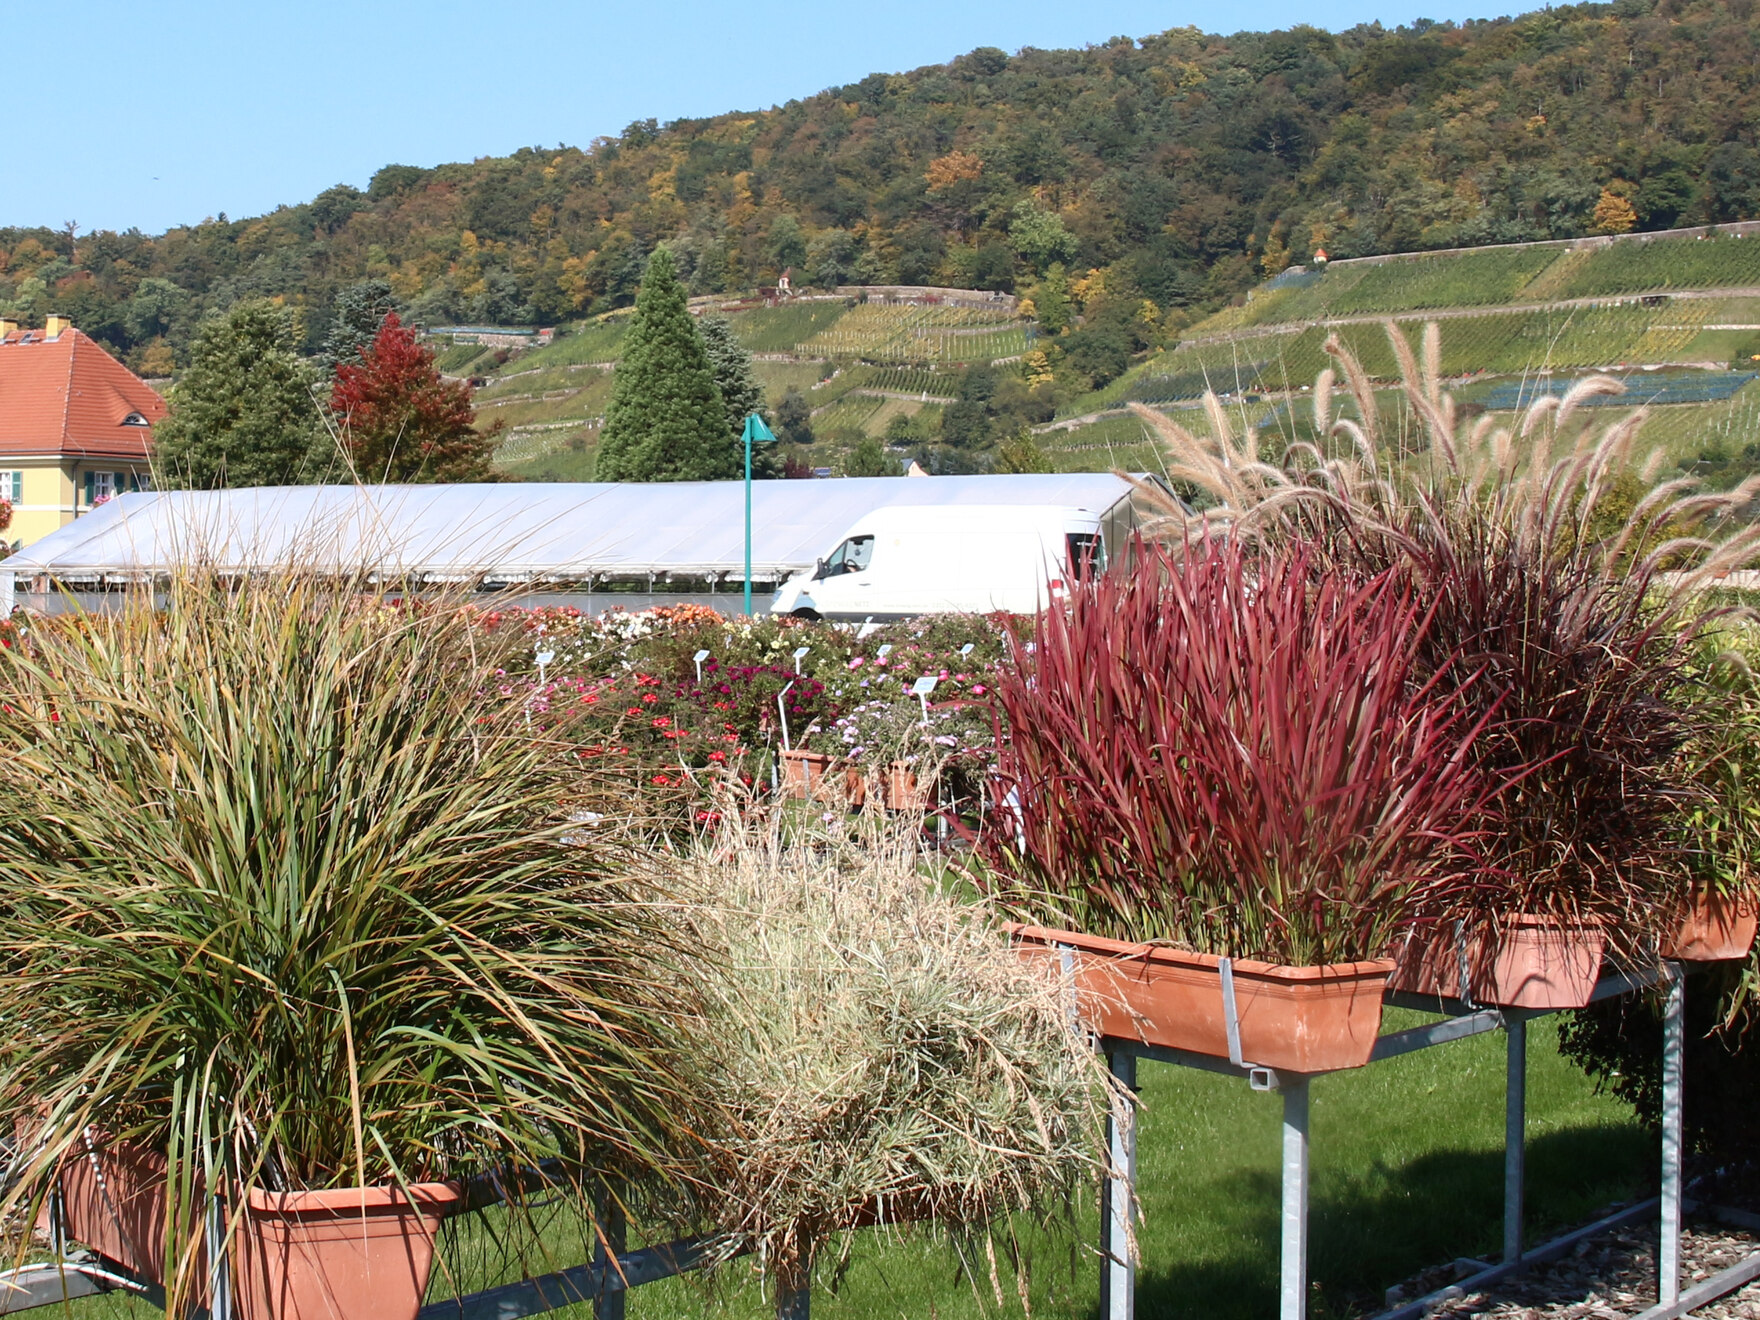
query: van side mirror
[{"left": 813, "top": 557, "right": 828, "bottom": 580}]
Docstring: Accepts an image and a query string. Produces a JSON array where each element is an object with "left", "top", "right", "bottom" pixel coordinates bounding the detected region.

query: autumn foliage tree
[{"left": 329, "top": 313, "right": 500, "bottom": 482}]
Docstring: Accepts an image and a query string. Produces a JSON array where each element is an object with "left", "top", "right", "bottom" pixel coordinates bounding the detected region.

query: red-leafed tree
[{"left": 329, "top": 313, "right": 501, "bottom": 482}]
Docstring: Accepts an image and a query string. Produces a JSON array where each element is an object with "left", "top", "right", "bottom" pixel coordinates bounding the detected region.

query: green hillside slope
[{"left": 3, "top": 0, "right": 1756, "bottom": 396}]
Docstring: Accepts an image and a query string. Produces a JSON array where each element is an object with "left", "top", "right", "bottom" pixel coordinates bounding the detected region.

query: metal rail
[{"left": 416, "top": 1233, "right": 742, "bottom": 1320}]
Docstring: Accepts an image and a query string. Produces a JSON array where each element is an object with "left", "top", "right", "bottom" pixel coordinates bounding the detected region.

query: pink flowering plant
[{"left": 466, "top": 603, "right": 1015, "bottom": 818}]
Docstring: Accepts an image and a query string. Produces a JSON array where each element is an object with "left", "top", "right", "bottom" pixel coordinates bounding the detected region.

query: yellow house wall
[{"left": 1, "top": 459, "right": 151, "bottom": 550}]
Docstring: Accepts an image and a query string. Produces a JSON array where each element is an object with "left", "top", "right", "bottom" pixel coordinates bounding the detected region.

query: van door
[{"left": 806, "top": 533, "right": 877, "bottom": 617}]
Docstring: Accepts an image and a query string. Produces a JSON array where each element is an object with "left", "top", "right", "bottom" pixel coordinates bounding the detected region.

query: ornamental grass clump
[
  {"left": 979, "top": 536, "right": 1496, "bottom": 967},
  {"left": 643, "top": 810, "right": 1110, "bottom": 1304},
  {"left": 1127, "top": 320, "right": 1754, "bottom": 960},
  {"left": 1381, "top": 495, "right": 1703, "bottom": 951},
  {"left": 0, "top": 573, "right": 690, "bottom": 1309}
]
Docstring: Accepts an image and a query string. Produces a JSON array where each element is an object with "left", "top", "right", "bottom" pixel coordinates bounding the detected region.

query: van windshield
[{"left": 817, "top": 534, "right": 875, "bottom": 579}]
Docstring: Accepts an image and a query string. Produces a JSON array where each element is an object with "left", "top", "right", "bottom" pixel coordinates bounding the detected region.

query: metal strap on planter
[{"left": 1218, "top": 957, "right": 1245, "bottom": 1069}]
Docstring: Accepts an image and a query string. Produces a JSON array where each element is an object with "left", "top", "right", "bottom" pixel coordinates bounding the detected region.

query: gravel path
[{"left": 1381, "top": 1216, "right": 1760, "bottom": 1318}]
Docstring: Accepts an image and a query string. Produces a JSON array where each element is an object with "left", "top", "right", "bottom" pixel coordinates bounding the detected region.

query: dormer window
[{"left": 122, "top": 411, "right": 151, "bottom": 427}]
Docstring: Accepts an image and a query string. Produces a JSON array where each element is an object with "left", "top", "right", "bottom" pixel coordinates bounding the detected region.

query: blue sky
[{"left": 6, "top": 0, "right": 1515, "bottom": 236}]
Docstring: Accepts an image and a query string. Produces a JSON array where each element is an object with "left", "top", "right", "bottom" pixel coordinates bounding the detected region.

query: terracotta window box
[
  {"left": 55, "top": 1133, "right": 459, "bottom": 1320},
  {"left": 780, "top": 749, "right": 834, "bottom": 800},
  {"left": 843, "top": 761, "right": 929, "bottom": 812},
  {"left": 1389, "top": 916, "right": 1606, "bottom": 1009},
  {"left": 57, "top": 1133, "right": 197, "bottom": 1285},
  {"left": 1663, "top": 887, "right": 1759, "bottom": 962},
  {"left": 1006, "top": 923, "right": 1394, "bottom": 1074}
]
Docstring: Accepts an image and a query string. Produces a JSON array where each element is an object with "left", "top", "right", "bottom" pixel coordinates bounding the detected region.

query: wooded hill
[{"left": 3, "top": 0, "right": 1758, "bottom": 379}]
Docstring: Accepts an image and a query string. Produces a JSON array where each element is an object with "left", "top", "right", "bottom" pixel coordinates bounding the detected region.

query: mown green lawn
[{"left": 68, "top": 1013, "right": 1650, "bottom": 1320}]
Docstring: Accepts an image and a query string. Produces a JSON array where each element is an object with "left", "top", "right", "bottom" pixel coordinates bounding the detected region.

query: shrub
[
  {"left": 0, "top": 576, "right": 691, "bottom": 1307},
  {"left": 1677, "top": 629, "right": 1760, "bottom": 905},
  {"left": 1559, "top": 978, "right": 1760, "bottom": 1167},
  {"left": 978, "top": 536, "right": 1495, "bottom": 966},
  {"left": 645, "top": 810, "right": 1109, "bottom": 1298}
]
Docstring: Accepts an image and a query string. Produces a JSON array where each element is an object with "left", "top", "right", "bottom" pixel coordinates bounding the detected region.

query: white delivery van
[{"left": 770, "top": 504, "right": 1108, "bottom": 619}]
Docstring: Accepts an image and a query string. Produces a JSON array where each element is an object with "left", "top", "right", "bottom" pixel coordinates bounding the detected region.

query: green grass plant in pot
[
  {"left": 977, "top": 536, "right": 1498, "bottom": 1073},
  {"left": 1665, "top": 634, "right": 1760, "bottom": 963},
  {"left": 0, "top": 574, "right": 692, "bottom": 1319}
]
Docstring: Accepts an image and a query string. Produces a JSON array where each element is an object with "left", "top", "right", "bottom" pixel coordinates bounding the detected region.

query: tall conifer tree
[
  {"left": 594, "top": 250, "right": 736, "bottom": 482},
  {"left": 697, "top": 315, "right": 762, "bottom": 440}
]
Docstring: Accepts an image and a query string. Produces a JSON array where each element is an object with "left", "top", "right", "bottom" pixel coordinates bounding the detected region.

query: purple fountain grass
[{"left": 980, "top": 536, "right": 1503, "bottom": 966}]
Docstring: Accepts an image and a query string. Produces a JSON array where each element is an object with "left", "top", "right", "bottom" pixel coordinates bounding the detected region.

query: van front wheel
[{"left": 791, "top": 608, "right": 821, "bottom": 621}]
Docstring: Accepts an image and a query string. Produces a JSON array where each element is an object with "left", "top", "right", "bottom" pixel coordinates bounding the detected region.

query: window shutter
[{"left": 84, "top": 472, "right": 94, "bottom": 507}]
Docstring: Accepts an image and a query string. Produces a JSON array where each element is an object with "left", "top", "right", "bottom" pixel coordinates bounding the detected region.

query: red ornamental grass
[{"left": 982, "top": 537, "right": 1498, "bottom": 966}]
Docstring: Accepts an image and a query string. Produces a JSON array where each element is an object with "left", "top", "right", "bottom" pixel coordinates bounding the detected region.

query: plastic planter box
[{"left": 1007, "top": 924, "right": 1394, "bottom": 1074}]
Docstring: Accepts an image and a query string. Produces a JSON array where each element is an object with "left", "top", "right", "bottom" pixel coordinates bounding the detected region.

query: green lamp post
[{"left": 740, "top": 413, "right": 778, "bottom": 615}]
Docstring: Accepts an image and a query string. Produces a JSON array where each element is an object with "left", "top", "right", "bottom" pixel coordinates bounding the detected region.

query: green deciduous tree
[
  {"left": 1030, "top": 264, "right": 1072, "bottom": 335},
  {"left": 1009, "top": 202, "right": 1079, "bottom": 275},
  {"left": 775, "top": 386, "right": 815, "bottom": 446},
  {"left": 153, "top": 301, "right": 331, "bottom": 489},
  {"left": 594, "top": 250, "right": 738, "bottom": 482},
  {"left": 995, "top": 426, "right": 1054, "bottom": 473},
  {"left": 844, "top": 435, "right": 897, "bottom": 477}
]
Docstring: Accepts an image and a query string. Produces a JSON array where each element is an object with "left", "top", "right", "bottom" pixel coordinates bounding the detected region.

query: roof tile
[{"left": 0, "top": 329, "right": 164, "bottom": 461}]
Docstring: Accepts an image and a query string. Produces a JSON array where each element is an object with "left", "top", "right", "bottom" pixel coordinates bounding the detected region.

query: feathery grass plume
[
  {"left": 0, "top": 572, "right": 696, "bottom": 1310},
  {"left": 1125, "top": 319, "right": 1760, "bottom": 581},
  {"left": 640, "top": 805, "right": 1112, "bottom": 1305},
  {"left": 976, "top": 535, "right": 1501, "bottom": 966}
]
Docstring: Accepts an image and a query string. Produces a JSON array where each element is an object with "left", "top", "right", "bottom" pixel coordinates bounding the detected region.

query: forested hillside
[{"left": 3, "top": 0, "right": 1758, "bottom": 378}]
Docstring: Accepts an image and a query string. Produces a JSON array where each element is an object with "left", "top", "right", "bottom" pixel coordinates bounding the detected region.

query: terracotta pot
[
  {"left": 233, "top": 1182, "right": 461, "bottom": 1320},
  {"left": 1006, "top": 923, "right": 1393, "bottom": 1074},
  {"left": 780, "top": 749, "right": 833, "bottom": 800},
  {"left": 1664, "top": 887, "right": 1759, "bottom": 962},
  {"left": 881, "top": 762, "right": 927, "bottom": 812},
  {"left": 842, "top": 765, "right": 868, "bottom": 808},
  {"left": 56, "top": 1134, "right": 202, "bottom": 1284},
  {"left": 1389, "top": 917, "right": 1606, "bottom": 1009}
]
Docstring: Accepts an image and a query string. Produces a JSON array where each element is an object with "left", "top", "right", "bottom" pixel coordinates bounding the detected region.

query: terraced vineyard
[
  {"left": 501, "top": 318, "right": 629, "bottom": 369},
  {"left": 1551, "top": 233, "right": 1760, "bottom": 298},
  {"left": 797, "top": 304, "right": 1031, "bottom": 363},
  {"left": 1191, "top": 232, "right": 1760, "bottom": 334},
  {"left": 846, "top": 365, "right": 962, "bottom": 397},
  {"left": 722, "top": 302, "right": 851, "bottom": 353},
  {"left": 1069, "top": 302, "right": 1758, "bottom": 422}
]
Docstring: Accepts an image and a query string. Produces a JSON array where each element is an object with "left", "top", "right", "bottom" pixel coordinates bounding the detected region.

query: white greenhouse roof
[{"left": 2, "top": 475, "right": 1143, "bottom": 584}]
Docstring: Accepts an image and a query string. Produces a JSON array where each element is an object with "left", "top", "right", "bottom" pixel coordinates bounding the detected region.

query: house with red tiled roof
[{"left": 0, "top": 315, "right": 163, "bottom": 549}]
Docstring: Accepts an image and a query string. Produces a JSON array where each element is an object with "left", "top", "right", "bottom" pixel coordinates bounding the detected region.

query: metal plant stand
[
  {"left": 6, "top": 965, "right": 1755, "bottom": 1320},
  {"left": 1093, "top": 961, "right": 1760, "bottom": 1320}
]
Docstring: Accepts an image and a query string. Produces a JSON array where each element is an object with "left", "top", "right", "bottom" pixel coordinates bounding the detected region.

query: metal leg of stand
[
  {"left": 1660, "top": 964, "right": 1684, "bottom": 1309},
  {"left": 1505, "top": 1017, "right": 1527, "bottom": 1265},
  {"left": 206, "top": 1194, "right": 233, "bottom": 1320},
  {"left": 1100, "top": 1050, "right": 1138, "bottom": 1320},
  {"left": 776, "top": 1281, "right": 811, "bottom": 1319},
  {"left": 594, "top": 1192, "right": 628, "bottom": 1320},
  {"left": 1281, "top": 1078, "right": 1311, "bottom": 1320}
]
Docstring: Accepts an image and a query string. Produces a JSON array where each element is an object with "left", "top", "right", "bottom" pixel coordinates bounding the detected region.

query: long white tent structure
[{"left": 1, "top": 474, "right": 1152, "bottom": 610}]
